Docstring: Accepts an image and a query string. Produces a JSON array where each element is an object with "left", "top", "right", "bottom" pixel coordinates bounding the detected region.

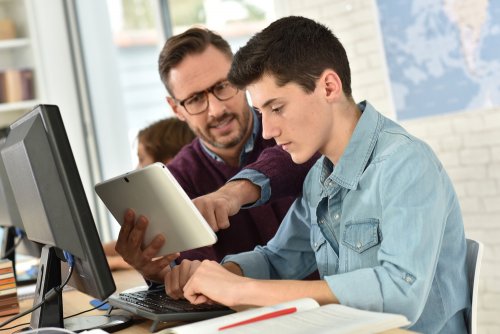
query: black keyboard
[{"left": 117, "top": 289, "right": 229, "bottom": 314}]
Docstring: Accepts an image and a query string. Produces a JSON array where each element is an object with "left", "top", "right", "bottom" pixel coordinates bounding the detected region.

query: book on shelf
[
  {"left": 160, "top": 298, "right": 410, "bottom": 334},
  {"left": 0, "top": 259, "right": 14, "bottom": 270},
  {"left": 0, "top": 259, "right": 19, "bottom": 317},
  {"left": 0, "top": 282, "right": 16, "bottom": 290},
  {"left": 0, "top": 276, "right": 15, "bottom": 285},
  {"left": 0, "top": 68, "right": 35, "bottom": 103},
  {"left": 0, "top": 19, "right": 17, "bottom": 40},
  {"left": 0, "top": 303, "right": 20, "bottom": 317},
  {"left": 0, "top": 269, "right": 14, "bottom": 279}
]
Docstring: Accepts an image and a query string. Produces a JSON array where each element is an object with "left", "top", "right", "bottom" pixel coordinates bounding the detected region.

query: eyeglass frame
[{"left": 174, "top": 80, "right": 240, "bottom": 115}]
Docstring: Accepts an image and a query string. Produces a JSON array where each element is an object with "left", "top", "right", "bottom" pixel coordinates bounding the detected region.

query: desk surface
[{"left": 1, "top": 269, "right": 412, "bottom": 333}]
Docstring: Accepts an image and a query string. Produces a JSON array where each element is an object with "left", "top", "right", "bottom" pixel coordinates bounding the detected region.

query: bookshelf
[{"left": 0, "top": 0, "right": 40, "bottom": 129}]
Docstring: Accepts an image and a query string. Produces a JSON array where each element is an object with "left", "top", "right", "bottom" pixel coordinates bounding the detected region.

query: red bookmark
[{"left": 218, "top": 307, "right": 297, "bottom": 331}]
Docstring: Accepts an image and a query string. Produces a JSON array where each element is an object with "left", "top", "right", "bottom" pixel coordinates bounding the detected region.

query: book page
[
  {"left": 160, "top": 298, "right": 319, "bottom": 334},
  {"left": 222, "top": 304, "right": 410, "bottom": 334}
]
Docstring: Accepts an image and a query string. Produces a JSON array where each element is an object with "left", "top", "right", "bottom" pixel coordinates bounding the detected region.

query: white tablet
[{"left": 95, "top": 163, "right": 217, "bottom": 256}]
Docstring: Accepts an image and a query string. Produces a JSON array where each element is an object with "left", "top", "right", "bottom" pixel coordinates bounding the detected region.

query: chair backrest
[{"left": 465, "top": 238, "right": 484, "bottom": 334}]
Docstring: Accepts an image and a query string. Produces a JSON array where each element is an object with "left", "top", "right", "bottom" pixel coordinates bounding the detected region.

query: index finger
[{"left": 197, "top": 203, "right": 219, "bottom": 232}]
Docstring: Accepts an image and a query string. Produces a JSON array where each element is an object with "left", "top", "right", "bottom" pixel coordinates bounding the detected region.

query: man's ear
[
  {"left": 322, "top": 70, "right": 342, "bottom": 100},
  {"left": 167, "top": 96, "right": 187, "bottom": 121}
]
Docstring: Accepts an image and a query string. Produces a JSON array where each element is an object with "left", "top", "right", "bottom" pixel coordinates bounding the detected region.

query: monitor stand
[{"left": 26, "top": 245, "right": 132, "bottom": 332}]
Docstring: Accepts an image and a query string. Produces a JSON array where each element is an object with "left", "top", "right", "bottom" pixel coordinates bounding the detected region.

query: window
[{"left": 169, "top": 0, "right": 275, "bottom": 51}]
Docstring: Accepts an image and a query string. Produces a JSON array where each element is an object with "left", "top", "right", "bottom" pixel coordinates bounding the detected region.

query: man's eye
[
  {"left": 185, "top": 94, "right": 204, "bottom": 105},
  {"left": 271, "top": 107, "right": 282, "bottom": 114},
  {"left": 214, "top": 82, "right": 229, "bottom": 92}
]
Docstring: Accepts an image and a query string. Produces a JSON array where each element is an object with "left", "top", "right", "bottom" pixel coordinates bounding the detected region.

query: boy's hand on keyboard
[
  {"left": 165, "top": 259, "right": 202, "bottom": 300},
  {"left": 116, "top": 209, "right": 180, "bottom": 283},
  {"left": 183, "top": 260, "right": 248, "bottom": 307}
]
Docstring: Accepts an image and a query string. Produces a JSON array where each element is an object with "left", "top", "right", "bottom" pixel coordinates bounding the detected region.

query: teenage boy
[{"left": 164, "top": 16, "right": 469, "bottom": 333}]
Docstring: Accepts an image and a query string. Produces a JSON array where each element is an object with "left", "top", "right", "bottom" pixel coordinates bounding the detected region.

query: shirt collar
[
  {"left": 200, "top": 107, "right": 258, "bottom": 164},
  {"left": 321, "top": 101, "right": 383, "bottom": 191}
]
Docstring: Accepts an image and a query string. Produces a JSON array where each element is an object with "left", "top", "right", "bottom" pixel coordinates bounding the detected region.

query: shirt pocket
[{"left": 340, "top": 218, "right": 381, "bottom": 272}]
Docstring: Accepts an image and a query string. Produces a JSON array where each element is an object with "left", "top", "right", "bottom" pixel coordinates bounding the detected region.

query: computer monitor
[
  {"left": 0, "top": 135, "right": 41, "bottom": 286},
  {"left": 0, "top": 105, "right": 131, "bottom": 331}
]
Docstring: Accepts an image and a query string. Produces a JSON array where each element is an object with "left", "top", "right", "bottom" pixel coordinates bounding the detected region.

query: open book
[{"left": 159, "top": 298, "right": 410, "bottom": 334}]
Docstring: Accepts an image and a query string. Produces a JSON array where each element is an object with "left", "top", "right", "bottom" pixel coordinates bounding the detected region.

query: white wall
[
  {"left": 26, "top": 0, "right": 100, "bottom": 226},
  {"left": 274, "top": 0, "right": 500, "bottom": 332}
]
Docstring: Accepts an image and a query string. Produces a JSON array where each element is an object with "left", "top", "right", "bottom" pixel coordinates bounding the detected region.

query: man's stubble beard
[{"left": 197, "top": 109, "right": 251, "bottom": 149}]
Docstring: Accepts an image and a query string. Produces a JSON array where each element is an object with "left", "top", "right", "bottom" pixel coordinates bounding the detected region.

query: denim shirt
[{"left": 224, "top": 101, "right": 469, "bottom": 333}]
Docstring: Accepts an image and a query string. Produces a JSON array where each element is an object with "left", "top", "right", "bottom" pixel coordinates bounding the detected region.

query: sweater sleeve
[
  {"left": 237, "top": 146, "right": 320, "bottom": 202},
  {"left": 176, "top": 245, "right": 218, "bottom": 263}
]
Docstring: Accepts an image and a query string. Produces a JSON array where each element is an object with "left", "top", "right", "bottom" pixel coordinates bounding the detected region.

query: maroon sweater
[{"left": 167, "top": 118, "right": 317, "bottom": 263}]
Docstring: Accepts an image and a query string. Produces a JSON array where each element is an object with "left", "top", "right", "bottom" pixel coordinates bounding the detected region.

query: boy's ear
[
  {"left": 322, "top": 70, "right": 342, "bottom": 100},
  {"left": 167, "top": 96, "right": 187, "bottom": 121}
]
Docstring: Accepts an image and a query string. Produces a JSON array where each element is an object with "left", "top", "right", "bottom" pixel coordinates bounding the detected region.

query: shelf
[
  {"left": 0, "top": 100, "right": 38, "bottom": 113},
  {"left": 0, "top": 38, "right": 30, "bottom": 49},
  {"left": 1, "top": 0, "right": 39, "bottom": 128}
]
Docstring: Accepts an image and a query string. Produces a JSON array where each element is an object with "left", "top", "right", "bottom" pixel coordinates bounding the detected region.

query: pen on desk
[{"left": 218, "top": 307, "right": 297, "bottom": 331}]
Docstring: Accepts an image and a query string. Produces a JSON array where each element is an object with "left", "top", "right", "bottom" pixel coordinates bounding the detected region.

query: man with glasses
[{"left": 115, "top": 27, "right": 318, "bottom": 284}]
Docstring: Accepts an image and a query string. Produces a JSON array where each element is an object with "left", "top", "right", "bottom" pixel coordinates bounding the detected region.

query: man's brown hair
[{"left": 158, "top": 27, "right": 233, "bottom": 96}]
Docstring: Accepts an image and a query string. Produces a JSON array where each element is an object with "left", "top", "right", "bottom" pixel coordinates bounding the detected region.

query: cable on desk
[
  {"left": 0, "top": 320, "right": 30, "bottom": 332},
  {"left": 0, "top": 263, "right": 74, "bottom": 330},
  {"left": 0, "top": 287, "right": 107, "bottom": 331},
  {"left": 64, "top": 299, "right": 109, "bottom": 319}
]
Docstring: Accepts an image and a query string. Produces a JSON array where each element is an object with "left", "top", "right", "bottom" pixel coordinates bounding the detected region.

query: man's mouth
[{"left": 210, "top": 115, "right": 234, "bottom": 129}]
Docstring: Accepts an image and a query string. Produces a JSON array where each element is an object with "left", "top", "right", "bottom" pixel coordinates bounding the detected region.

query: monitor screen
[{"left": 0, "top": 105, "right": 130, "bottom": 331}]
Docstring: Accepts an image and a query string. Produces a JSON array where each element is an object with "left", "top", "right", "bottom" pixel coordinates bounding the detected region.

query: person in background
[
  {"left": 115, "top": 27, "right": 319, "bottom": 283},
  {"left": 136, "top": 117, "right": 195, "bottom": 167},
  {"left": 164, "top": 16, "right": 469, "bottom": 333},
  {"left": 104, "top": 117, "right": 195, "bottom": 270}
]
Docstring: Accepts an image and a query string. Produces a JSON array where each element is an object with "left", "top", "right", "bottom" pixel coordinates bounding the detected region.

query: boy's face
[{"left": 248, "top": 74, "right": 333, "bottom": 164}]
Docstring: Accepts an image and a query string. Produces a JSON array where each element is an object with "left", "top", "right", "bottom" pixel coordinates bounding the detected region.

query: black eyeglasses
[{"left": 176, "top": 80, "right": 239, "bottom": 115}]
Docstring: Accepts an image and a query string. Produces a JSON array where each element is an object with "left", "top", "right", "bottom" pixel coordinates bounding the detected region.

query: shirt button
[
  {"left": 333, "top": 213, "right": 340, "bottom": 220},
  {"left": 314, "top": 242, "right": 318, "bottom": 248},
  {"left": 405, "top": 276, "right": 413, "bottom": 283},
  {"left": 319, "top": 219, "right": 325, "bottom": 224},
  {"left": 356, "top": 242, "right": 362, "bottom": 249}
]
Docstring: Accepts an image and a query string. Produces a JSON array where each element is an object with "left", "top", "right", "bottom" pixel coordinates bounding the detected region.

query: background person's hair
[
  {"left": 138, "top": 117, "right": 195, "bottom": 163},
  {"left": 158, "top": 27, "right": 233, "bottom": 96},
  {"left": 229, "top": 16, "right": 352, "bottom": 97}
]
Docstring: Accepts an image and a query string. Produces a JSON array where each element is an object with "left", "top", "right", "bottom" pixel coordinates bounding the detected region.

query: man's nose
[{"left": 206, "top": 93, "right": 225, "bottom": 118}]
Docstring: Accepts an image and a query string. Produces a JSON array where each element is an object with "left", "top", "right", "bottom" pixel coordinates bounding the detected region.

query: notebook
[{"left": 108, "top": 285, "right": 233, "bottom": 331}]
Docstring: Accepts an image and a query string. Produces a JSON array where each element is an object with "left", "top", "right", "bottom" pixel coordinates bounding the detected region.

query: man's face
[
  {"left": 248, "top": 74, "right": 333, "bottom": 164},
  {"left": 167, "top": 46, "right": 250, "bottom": 153}
]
